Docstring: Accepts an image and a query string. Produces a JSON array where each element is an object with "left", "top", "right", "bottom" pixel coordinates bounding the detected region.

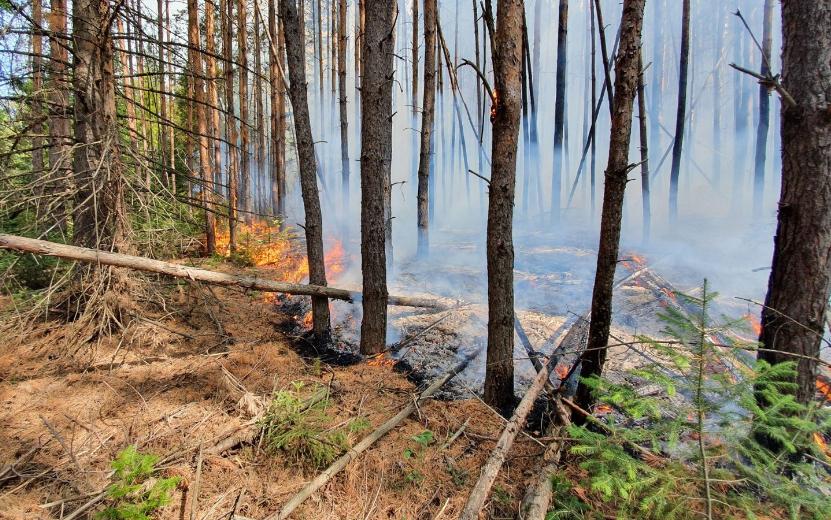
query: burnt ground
[{"left": 0, "top": 264, "right": 550, "bottom": 520}]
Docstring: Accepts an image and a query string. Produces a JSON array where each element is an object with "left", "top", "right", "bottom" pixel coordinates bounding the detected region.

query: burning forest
[{"left": 1, "top": 0, "right": 830, "bottom": 519}]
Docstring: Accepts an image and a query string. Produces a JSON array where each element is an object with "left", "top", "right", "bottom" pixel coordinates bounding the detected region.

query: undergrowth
[
  {"left": 98, "top": 445, "right": 179, "bottom": 520},
  {"left": 259, "top": 381, "right": 350, "bottom": 469},
  {"left": 560, "top": 281, "right": 831, "bottom": 519}
]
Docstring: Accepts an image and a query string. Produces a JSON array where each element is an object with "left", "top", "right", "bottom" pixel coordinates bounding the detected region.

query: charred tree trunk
[
  {"left": 758, "top": 2, "right": 831, "bottom": 405},
  {"left": 238, "top": 0, "right": 251, "bottom": 219},
  {"left": 573, "top": 0, "right": 645, "bottom": 419},
  {"left": 338, "top": 0, "right": 349, "bottom": 210},
  {"left": 589, "top": 0, "right": 596, "bottom": 214},
  {"left": 268, "top": 0, "right": 281, "bottom": 214},
  {"left": 668, "top": 0, "right": 691, "bottom": 223},
  {"left": 752, "top": 0, "right": 774, "bottom": 217},
  {"left": 72, "top": 0, "right": 124, "bottom": 248},
  {"left": 254, "top": 2, "right": 266, "bottom": 185},
  {"left": 222, "top": 0, "right": 239, "bottom": 252},
  {"left": 280, "top": 0, "right": 331, "bottom": 341},
  {"left": 483, "top": 0, "right": 523, "bottom": 415},
  {"left": 358, "top": 0, "right": 395, "bottom": 354},
  {"left": 551, "top": 0, "right": 568, "bottom": 222},
  {"left": 277, "top": 15, "right": 288, "bottom": 219},
  {"left": 416, "top": 0, "right": 436, "bottom": 258},
  {"left": 188, "top": 0, "right": 217, "bottom": 254}
]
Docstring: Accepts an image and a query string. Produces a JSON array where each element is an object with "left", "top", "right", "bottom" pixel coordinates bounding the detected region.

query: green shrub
[{"left": 98, "top": 446, "right": 179, "bottom": 520}]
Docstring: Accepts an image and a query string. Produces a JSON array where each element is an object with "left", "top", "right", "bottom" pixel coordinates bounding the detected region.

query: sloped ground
[{"left": 0, "top": 269, "right": 544, "bottom": 520}]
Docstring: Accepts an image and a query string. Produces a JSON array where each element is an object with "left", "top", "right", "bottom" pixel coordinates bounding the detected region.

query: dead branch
[
  {"left": 264, "top": 350, "right": 479, "bottom": 520},
  {"left": 459, "top": 348, "right": 558, "bottom": 520},
  {"left": 0, "top": 234, "right": 449, "bottom": 310}
]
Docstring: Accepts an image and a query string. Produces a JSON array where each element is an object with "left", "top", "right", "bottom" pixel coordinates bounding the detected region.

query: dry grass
[{"left": 0, "top": 264, "right": 543, "bottom": 520}]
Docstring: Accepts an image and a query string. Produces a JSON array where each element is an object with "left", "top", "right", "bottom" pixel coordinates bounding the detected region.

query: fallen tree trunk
[
  {"left": 0, "top": 234, "right": 447, "bottom": 310},
  {"left": 459, "top": 349, "right": 558, "bottom": 520},
  {"left": 264, "top": 350, "right": 479, "bottom": 520}
]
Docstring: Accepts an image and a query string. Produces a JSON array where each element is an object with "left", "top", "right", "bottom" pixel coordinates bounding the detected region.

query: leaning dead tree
[
  {"left": 280, "top": 0, "right": 332, "bottom": 341},
  {"left": 668, "top": 0, "right": 690, "bottom": 223},
  {"left": 574, "top": 0, "right": 646, "bottom": 416},
  {"left": 0, "top": 234, "right": 449, "bottom": 310}
]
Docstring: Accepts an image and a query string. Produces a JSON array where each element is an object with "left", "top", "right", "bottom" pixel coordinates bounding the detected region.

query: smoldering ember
[{"left": 0, "top": 0, "right": 829, "bottom": 519}]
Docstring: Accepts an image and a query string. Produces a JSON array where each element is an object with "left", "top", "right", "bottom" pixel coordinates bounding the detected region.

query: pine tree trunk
[
  {"left": 573, "top": 0, "right": 645, "bottom": 418},
  {"left": 358, "top": 0, "right": 395, "bottom": 354},
  {"left": 712, "top": 1, "right": 724, "bottom": 189},
  {"left": 71, "top": 0, "right": 129, "bottom": 252},
  {"left": 268, "top": 0, "right": 281, "bottom": 214},
  {"left": 668, "top": 0, "right": 690, "bottom": 223},
  {"left": 280, "top": 0, "right": 331, "bottom": 341},
  {"left": 277, "top": 15, "right": 287, "bottom": 219},
  {"left": 338, "top": 0, "right": 349, "bottom": 210},
  {"left": 46, "top": 0, "right": 70, "bottom": 231},
  {"left": 254, "top": 2, "right": 265, "bottom": 187},
  {"left": 551, "top": 0, "right": 568, "bottom": 222},
  {"left": 157, "top": 0, "right": 168, "bottom": 186},
  {"left": 752, "top": 0, "right": 774, "bottom": 217},
  {"left": 188, "top": 0, "right": 217, "bottom": 254},
  {"left": 31, "top": 0, "right": 44, "bottom": 186},
  {"left": 758, "top": 2, "right": 831, "bottom": 404},
  {"left": 637, "top": 51, "right": 650, "bottom": 242},
  {"left": 411, "top": 0, "right": 419, "bottom": 118},
  {"left": 416, "top": 0, "right": 436, "bottom": 258},
  {"left": 238, "top": 0, "right": 251, "bottom": 219},
  {"left": 222, "top": 0, "right": 239, "bottom": 252},
  {"left": 483, "top": 0, "right": 523, "bottom": 415},
  {"left": 205, "top": 0, "right": 222, "bottom": 195}
]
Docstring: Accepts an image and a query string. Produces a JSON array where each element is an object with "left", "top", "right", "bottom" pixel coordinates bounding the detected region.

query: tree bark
[
  {"left": 752, "top": 0, "right": 774, "bottom": 217},
  {"left": 206, "top": 0, "right": 222, "bottom": 211},
  {"left": 411, "top": 0, "right": 419, "bottom": 118},
  {"left": 573, "top": 0, "right": 645, "bottom": 419},
  {"left": 358, "top": 0, "right": 395, "bottom": 354},
  {"left": 551, "top": 0, "right": 568, "bottom": 222},
  {"left": 71, "top": 0, "right": 128, "bottom": 253},
  {"left": 188, "top": 0, "right": 217, "bottom": 254},
  {"left": 268, "top": 0, "right": 280, "bottom": 214},
  {"left": 483, "top": 0, "right": 523, "bottom": 415},
  {"left": 637, "top": 50, "right": 650, "bottom": 242},
  {"left": 238, "top": 0, "right": 251, "bottom": 219},
  {"left": 758, "top": 2, "right": 831, "bottom": 404},
  {"left": 668, "top": 0, "right": 691, "bottom": 223},
  {"left": 416, "top": 0, "right": 436, "bottom": 257},
  {"left": 254, "top": 1, "right": 266, "bottom": 188},
  {"left": 46, "top": 0, "right": 70, "bottom": 231},
  {"left": 31, "top": 0, "right": 44, "bottom": 183},
  {"left": 338, "top": 0, "right": 349, "bottom": 210},
  {"left": 280, "top": 0, "right": 331, "bottom": 341},
  {"left": 222, "top": 0, "right": 239, "bottom": 252}
]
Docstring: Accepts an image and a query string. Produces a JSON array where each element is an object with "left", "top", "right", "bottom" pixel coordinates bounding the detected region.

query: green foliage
[
  {"left": 0, "top": 209, "right": 66, "bottom": 295},
  {"left": 98, "top": 446, "right": 179, "bottom": 520},
  {"left": 260, "top": 381, "right": 348, "bottom": 469},
  {"left": 403, "top": 430, "right": 434, "bottom": 460},
  {"left": 565, "top": 281, "right": 831, "bottom": 519},
  {"left": 545, "top": 475, "right": 590, "bottom": 520}
]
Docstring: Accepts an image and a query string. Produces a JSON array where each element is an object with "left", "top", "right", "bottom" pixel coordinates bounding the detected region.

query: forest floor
[{"left": 0, "top": 256, "right": 562, "bottom": 520}]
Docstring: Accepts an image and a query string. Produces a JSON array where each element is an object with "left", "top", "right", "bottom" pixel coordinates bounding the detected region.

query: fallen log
[
  {"left": 264, "top": 350, "right": 479, "bottom": 520},
  {"left": 0, "top": 234, "right": 448, "bottom": 310},
  {"left": 459, "top": 350, "right": 558, "bottom": 520}
]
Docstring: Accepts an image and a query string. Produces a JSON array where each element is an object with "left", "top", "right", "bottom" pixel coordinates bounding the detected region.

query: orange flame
[
  {"left": 816, "top": 378, "right": 831, "bottom": 403},
  {"left": 366, "top": 353, "right": 395, "bottom": 367},
  {"left": 594, "top": 404, "right": 613, "bottom": 415},
  {"left": 743, "top": 314, "right": 762, "bottom": 336},
  {"left": 490, "top": 90, "right": 499, "bottom": 122},
  {"left": 554, "top": 364, "right": 570, "bottom": 380},
  {"left": 813, "top": 432, "right": 831, "bottom": 459}
]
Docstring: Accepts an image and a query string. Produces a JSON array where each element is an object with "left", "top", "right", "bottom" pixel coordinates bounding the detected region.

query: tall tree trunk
[
  {"left": 752, "top": 0, "right": 774, "bottom": 217},
  {"left": 358, "top": 0, "right": 395, "bottom": 354},
  {"left": 416, "top": 0, "right": 436, "bottom": 257},
  {"left": 254, "top": 1, "right": 265, "bottom": 186},
  {"left": 712, "top": 0, "right": 724, "bottom": 190},
  {"left": 483, "top": 0, "right": 523, "bottom": 414},
  {"left": 157, "top": 0, "right": 168, "bottom": 186},
  {"left": 268, "top": 0, "right": 281, "bottom": 214},
  {"left": 206, "top": 0, "right": 222, "bottom": 195},
  {"left": 222, "top": 0, "right": 239, "bottom": 252},
  {"left": 411, "top": 0, "right": 419, "bottom": 118},
  {"left": 551, "top": 0, "right": 568, "bottom": 222},
  {"left": 649, "top": 0, "right": 664, "bottom": 162},
  {"left": 668, "top": 0, "right": 691, "bottom": 223},
  {"left": 47, "top": 0, "right": 70, "bottom": 231},
  {"left": 589, "top": 0, "right": 597, "bottom": 215},
  {"left": 637, "top": 51, "right": 650, "bottom": 242},
  {"left": 338, "top": 0, "right": 349, "bottom": 210},
  {"left": 31, "top": 0, "right": 44, "bottom": 185},
  {"left": 72, "top": 0, "right": 129, "bottom": 253},
  {"left": 188, "top": 0, "right": 217, "bottom": 254},
  {"left": 573, "top": 0, "right": 645, "bottom": 418},
  {"left": 238, "top": 0, "right": 251, "bottom": 219},
  {"left": 758, "top": 2, "right": 831, "bottom": 404},
  {"left": 281, "top": 0, "right": 331, "bottom": 341},
  {"left": 277, "top": 15, "right": 287, "bottom": 219}
]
